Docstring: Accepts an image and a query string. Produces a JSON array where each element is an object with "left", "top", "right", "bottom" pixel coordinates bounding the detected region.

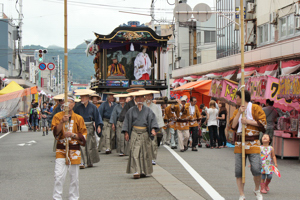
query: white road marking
[
  {"left": 18, "top": 140, "right": 37, "bottom": 146},
  {"left": 164, "top": 145, "right": 225, "bottom": 200},
  {"left": 0, "top": 132, "right": 10, "bottom": 140}
]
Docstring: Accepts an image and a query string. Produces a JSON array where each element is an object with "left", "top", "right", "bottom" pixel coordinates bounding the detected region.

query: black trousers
[
  {"left": 219, "top": 125, "right": 227, "bottom": 146},
  {"left": 189, "top": 126, "right": 198, "bottom": 148},
  {"left": 208, "top": 125, "right": 221, "bottom": 147}
]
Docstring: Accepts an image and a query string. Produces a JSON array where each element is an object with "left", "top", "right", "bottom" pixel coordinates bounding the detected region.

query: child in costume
[{"left": 260, "top": 133, "right": 278, "bottom": 194}]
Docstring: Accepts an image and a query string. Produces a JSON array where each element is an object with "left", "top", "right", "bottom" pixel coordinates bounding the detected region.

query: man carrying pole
[{"left": 52, "top": 95, "right": 87, "bottom": 200}]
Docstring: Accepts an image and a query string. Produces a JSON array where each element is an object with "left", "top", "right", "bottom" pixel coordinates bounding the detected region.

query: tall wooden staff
[
  {"left": 240, "top": 0, "right": 246, "bottom": 183},
  {"left": 64, "top": 0, "right": 70, "bottom": 165}
]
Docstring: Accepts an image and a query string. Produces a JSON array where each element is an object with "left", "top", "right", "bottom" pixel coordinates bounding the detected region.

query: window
[
  {"left": 279, "top": 14, "right": 298, "bottom": 39},
  {"left": 204, "top": 31, "right": 216, "bottom": 43},
  {"left": 197, "top": 32, "right": 201, "bottom": 44},
  {"left": 8, "top": 32, "right": 12, "bottom": 48},
  {"left": 258, "top": 23, "right": 271, "bottom": 45}
]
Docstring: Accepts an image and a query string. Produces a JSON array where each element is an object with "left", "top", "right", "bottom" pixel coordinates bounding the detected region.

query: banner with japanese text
[
  {"left": 209, "top": 79, "right": 238, "bottom": 105},
  {"left": 245, "top": 75, "right": 300, "bottom": 111}
]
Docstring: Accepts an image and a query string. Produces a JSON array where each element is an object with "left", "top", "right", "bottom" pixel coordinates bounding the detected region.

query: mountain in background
[{"left": 23, "top": 43, "right": 94, "bottom": 84}]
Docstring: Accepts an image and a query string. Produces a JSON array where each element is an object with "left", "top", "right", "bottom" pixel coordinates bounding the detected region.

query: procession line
[
  {"left": 0, "top": 132, "right": 10, "bottom": 140},
  {"left": 164, "top": 145, "right": 225, "bottom": 200}
]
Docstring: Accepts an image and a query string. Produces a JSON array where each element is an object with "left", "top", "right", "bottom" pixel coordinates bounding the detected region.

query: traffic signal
[
  {"left": 38, "top": 49, "right": 48, "bottom": 62},
  {"left": 38, "top": 49, "right": 43, "bottom": 62}
]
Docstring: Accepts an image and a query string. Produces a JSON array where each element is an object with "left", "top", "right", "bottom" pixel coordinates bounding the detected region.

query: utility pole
[
  {"left": 18, "top": 0, "right": 23, "bottom": 75},
  {"left": 60, "top": 59, "right": 63, "bottom": 93},
  {"left": 150, "top": 0, "right": 155, "bottom": 30},
  {"left": 174, "top": 0, "right": 180, "bottom": 69}
]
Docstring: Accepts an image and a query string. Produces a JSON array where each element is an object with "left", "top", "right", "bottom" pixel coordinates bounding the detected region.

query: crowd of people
[{"left": 32, "top": 88, "right": 280, "bottom": 200}]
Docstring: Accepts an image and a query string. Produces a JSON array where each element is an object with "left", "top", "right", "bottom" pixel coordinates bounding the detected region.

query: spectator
[
  {"left": 47, "top": 103, "right": 53, "bottom": 130},
  {"left": 41, "top": 102, "right": 49, "bottom": 136},
  {"left": 200, "top": 104, "right": 208, "bottom": 114},
  {"left": 198, "top": 111, "right": 207, "bottom": 147},
  {"left": 207, "top": 100, "right": 221, "bottom": 149},
  {"left": 262, "top": 99, "right": 278, "bottom": 143},
  {"left": 217, "top": 102, "right": 227, "bottom": 148},
  {"left": 30, "top": 103, "right": 39, "bottom": 132}
]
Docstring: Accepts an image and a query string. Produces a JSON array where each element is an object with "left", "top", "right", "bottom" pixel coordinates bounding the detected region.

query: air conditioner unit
[
  {"left": 295, "top": 2, "right": 300, "bottom": 16},
  {"left": 296, "top": 16, "right": 300, "bottom": 29},
  {"left": 247, "top": 3, "right": 254, "bottom": 13},
  {"left": 270, "top": 12, "right": 277, "bottom": 25}
]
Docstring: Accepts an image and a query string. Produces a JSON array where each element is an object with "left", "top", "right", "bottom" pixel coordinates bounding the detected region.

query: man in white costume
[{"left": 134, "top": 46, "right": 152, "bottom": 80}]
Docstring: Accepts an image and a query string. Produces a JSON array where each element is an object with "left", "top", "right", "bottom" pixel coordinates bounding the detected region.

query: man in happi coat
[
  {"left": 52, "top": 96, "right": 87, "bottom": 200},
  {"left": 98, "top": 93, "right": 117, "bottom": 154},
  {"left": 188, "top": 96, "right": 201, "bottom": 151},
  {"left": 122, "top": 90, "right": 159, "bottom": 179},
  {"left": 230, "top": 90, "right": 266, "bottom": 200},
  {"left": 143, "top": 90, "right": 165, "bottom": 165},
  {"left": 164, "top": 103, "right": 180, "bottom": 149},
  {"left": 74, "top": 89, "right": 103, "bottom": 169},
  {"left": 110, "top": 94, "right": 130, "bottom": 156},
  {"left": 175, "top": 95, "right": 191, "bottom": 152}
]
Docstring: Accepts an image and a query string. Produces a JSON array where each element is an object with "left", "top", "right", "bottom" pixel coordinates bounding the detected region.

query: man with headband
[
  {"left": 74, "top": 89, "right": 102, "bottom": 169},
  {"left": 122, "top": 90, "right": 159, "bottom": 179},
  {"left": 52, "top": 95, "right": 87, "bottom": 199}
]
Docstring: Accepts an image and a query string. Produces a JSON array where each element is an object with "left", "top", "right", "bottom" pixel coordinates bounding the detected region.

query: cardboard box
[{"left": 12, "top": 125, "right": 18, "bottom": 132}]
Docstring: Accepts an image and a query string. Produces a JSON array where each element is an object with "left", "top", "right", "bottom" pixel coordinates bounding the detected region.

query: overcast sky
[{"left": 1, "top": 0, "right": 214, "bottom": 49}]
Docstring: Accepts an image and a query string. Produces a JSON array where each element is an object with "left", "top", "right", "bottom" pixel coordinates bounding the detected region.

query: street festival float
[
  {"left": 245, "top": 75, "right": 300, "bottom": 159},
  {"left": 87, "top": 21, "right": 171, "bottom": 94}
]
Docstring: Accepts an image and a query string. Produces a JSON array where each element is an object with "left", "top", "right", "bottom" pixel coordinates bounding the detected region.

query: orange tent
[{"left": 171, "top": 80, "right": 212, "bottom": 109}]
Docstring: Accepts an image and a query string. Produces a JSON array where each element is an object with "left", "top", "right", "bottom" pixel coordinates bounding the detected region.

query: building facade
[{"left": 172, "top": 0, "right": 300, "bottom": 80}]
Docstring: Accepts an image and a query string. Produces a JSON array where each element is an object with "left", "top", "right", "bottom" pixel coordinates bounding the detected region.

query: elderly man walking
[{"left": 122, "top": 90, "right": 159, "bottom": 179}]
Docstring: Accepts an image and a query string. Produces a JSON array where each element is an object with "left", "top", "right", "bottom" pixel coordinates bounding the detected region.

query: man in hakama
[
  {"left": 110, "top": 94, "right": 130, "bottom": 156},
  {"left": 122, "top": 90, "right": 159, "bottom": 179},
  {"left": 143, "top": 90, "right": 165, "bottom": 165},
  {"left": 98, "top": 93, "right": 116, "bottom": 154},
  {"left": 74, "top": 89, "right": 103, "bottom": 169}
]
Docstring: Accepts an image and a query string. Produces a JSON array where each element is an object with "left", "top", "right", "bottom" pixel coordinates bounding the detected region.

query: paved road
[{"left": 0, "top": 131, "right": 299, "bottom": 200}]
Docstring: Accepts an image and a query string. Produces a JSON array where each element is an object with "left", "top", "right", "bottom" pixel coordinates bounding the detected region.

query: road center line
[
  {"left": 164, "top": 145, "right": 225, "bottom": 200},
  {"left": 0, "top": 132, "right": 10, "bottom": 140}
]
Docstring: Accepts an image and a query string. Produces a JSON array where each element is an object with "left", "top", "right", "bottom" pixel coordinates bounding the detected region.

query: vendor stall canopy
[
  {"left": 0, "top": 81, "right": 24, "bottom": 95},
  {"left": 94, "top": 26, "right": 171, "bottom": 50}
]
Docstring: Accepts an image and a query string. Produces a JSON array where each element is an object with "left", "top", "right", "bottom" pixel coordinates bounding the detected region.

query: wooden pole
[
  {"left": 240, "top": 0, "right": 246, "bottom": 184},
  {"left": 64, "top": 0, "right": 70, "bottom": 165}
]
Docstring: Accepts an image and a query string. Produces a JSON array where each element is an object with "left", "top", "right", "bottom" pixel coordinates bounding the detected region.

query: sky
[{"left": 1, "top": 0, "right": 214, "bottom": 49}]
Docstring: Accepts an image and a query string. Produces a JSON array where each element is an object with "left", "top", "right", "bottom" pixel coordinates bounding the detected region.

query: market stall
[
  {"left": 272, "top": 74, "right": 300, "bottom": 159},
  {"left": 171, "top": 80, "right": 212, "bottom": 108}
]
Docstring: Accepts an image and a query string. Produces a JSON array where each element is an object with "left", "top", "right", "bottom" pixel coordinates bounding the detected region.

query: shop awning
[
  {"left": 281, "top": 60, "right": 300, "bottom": 75},
  {"left": 172, "top": 80, "right": 212, "bottom": 96},
  {"left": 222, "top": 69, "right": 236, "bottom": 80},
  {"left": 257, "top": 64, "right": 278, "bottom": 77},
  {"left": 236, "top": 67, "right": 257, "bottom": 79},
  {"left": 0, "top": 81, "right": 24, "bottom": 95}
]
